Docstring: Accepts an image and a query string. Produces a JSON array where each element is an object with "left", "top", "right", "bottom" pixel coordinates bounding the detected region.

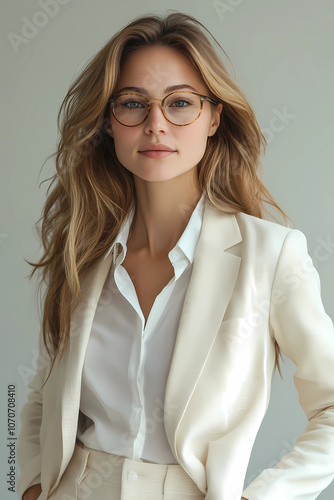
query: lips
[{"left": 139, "top": 144, "right": 175, "bottom": 152}]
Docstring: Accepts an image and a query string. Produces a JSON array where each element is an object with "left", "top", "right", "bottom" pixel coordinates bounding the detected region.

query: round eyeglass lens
[{"left": 113, "top": 92, "right": 202, "bottom": 126}]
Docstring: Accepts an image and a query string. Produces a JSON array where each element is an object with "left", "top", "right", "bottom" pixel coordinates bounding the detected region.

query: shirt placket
[{"left": 113, "top": 245, "right": 186, "bottom": 460}]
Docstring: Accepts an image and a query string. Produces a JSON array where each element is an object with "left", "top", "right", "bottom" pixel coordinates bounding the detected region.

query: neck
[{"left": 128, "top": 170, "right": 202, "bottom": 259}]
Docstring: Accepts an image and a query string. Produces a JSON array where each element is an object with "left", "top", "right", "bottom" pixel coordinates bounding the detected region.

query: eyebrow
[{"left": 116, "top": 84, "right": 199, "bottom": 94}]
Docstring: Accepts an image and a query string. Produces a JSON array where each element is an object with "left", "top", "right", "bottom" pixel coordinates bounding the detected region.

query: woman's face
[{"left": 107, "top": 45, "right": 223, "bottom": 183}]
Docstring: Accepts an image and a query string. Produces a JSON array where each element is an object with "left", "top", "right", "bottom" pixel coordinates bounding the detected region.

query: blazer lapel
[
  {"left": 163, "top": 199, "right": 242, "bottom": 459},
  {"left": 56, "top": 251, "right": 114, "bottom": 482}
]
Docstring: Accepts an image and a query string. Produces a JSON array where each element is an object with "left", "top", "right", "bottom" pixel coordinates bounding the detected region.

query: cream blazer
[{"left": 17, "top": 199, "right": 334, "bottom": 500}]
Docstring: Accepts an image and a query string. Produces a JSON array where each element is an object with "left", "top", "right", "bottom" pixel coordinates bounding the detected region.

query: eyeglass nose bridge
[{"left": 145, "top": 97, "right": 167, "bottom": 117}]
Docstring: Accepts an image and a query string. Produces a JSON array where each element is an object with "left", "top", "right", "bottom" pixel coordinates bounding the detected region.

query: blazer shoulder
[
  {"left": 223, "top": 212, "right": 313, "bottom": 278},
  {"left": 231, "top": 211, "right": 309, "bottom": 259},
  {"left": 234, "top": 211, "right": 293, "bottom": 242}
]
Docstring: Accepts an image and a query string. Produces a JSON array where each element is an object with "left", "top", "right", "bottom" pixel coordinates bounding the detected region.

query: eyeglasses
[{"left": 107, "top": 91, "right": 220, "bottom": 127}]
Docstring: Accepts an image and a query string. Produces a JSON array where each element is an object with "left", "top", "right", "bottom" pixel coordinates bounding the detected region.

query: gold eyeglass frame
[{"left": 107, "top": 91, "right": 220, "bottom": 127}]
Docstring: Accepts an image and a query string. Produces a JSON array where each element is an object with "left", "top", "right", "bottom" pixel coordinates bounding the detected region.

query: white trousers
[{"left": 47, "top": 440, "right": 206, "bottom": 500}]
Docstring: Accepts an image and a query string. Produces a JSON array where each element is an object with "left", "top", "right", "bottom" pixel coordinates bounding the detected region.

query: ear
[
  {"left": 208, "top": 102, "right": 223, "bottom": 137},
  {"left": 106, "top": 124, "right": 113, "bottom": 138}
]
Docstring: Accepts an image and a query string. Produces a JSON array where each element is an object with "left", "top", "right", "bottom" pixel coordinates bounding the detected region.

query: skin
[{"left": 22, "top": 46, "right": 248, "bottom": 500}]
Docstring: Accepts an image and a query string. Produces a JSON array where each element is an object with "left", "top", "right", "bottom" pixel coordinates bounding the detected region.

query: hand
[{"left": 22, "top": 483, "right": 42, "bottom": 500}]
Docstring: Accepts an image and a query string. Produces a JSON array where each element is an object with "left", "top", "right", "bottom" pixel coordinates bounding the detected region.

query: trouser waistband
[{"left": 76, "top": 439, "right": 205, "bottom": 495}]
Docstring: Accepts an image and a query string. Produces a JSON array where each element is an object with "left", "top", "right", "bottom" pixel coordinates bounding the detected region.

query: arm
[
  {"left": 243, "top": 229, "right": 334, "bottom": 500},
  {"left": 17, "top": 324, "right": 51, "bottom": 500}
]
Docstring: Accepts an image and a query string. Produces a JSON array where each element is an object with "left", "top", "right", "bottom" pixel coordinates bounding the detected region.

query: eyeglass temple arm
[{"left": 203, "top": 96, "right": 219, "bottom": 106}]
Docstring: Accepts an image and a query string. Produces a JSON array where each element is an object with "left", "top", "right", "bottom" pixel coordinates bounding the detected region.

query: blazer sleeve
[
  {"left": 242, "top": 228, "right": 334, "bottom": 500},
  {"left": 17, "top": 324, "right": 51, "bottom": 500}
]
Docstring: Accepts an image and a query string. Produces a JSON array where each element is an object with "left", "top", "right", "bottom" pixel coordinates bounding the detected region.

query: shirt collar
[
  {"left": 103, "top": 193, "right": 205, "bottom": 264},
  {"left": 169, "top": 193, "right": 205, "bottom": 264},
  {"left": 103, "top": 202, "right": 136, "bottom": 261}
]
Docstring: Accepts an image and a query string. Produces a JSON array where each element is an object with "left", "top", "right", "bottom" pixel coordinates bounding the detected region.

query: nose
[{"left": 143, "top": 101, "right": 169, "bottom": 133}]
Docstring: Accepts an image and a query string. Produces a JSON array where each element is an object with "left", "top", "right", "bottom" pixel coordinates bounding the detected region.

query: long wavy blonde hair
[{"left": 27, "top": 11, "right": 292, "bottom": 381}]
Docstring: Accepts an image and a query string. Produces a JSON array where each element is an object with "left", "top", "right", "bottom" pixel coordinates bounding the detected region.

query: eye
[
  {"left": 121, "top": 100, "right": 145, "bottom": 109},
  {"left": 169, "top": 98, "right": 193, "bottom": 108}
]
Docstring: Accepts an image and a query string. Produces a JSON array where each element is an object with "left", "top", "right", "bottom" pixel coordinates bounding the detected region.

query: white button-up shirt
[{"left": 77, "top": 194, "right": 205, "bottom": 464}]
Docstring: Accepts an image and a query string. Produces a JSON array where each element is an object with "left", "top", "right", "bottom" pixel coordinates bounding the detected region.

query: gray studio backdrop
[{"left": 1, "top": 1, "right": 333, "bottom": 498}]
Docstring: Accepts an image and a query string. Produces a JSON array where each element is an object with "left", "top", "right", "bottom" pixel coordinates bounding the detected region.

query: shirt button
[{"left": 127, "top": 470, "right": 138, "bottom": 481}]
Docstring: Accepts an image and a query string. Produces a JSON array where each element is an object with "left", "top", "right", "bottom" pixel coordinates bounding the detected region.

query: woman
[{"left": 18, "top": 11, "right": 334, "bottom": 500}]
